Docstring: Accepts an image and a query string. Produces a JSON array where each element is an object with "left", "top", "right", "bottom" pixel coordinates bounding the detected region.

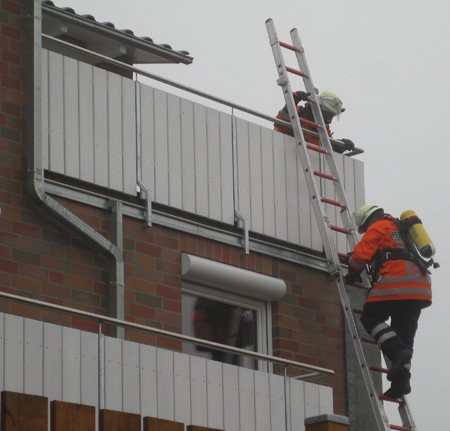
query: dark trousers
[{"left": 360, "top": 299, "right": 423, "bottom": 360}]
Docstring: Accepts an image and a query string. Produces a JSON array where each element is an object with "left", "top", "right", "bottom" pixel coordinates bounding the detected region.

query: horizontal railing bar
[
  {"left": 42, "top": 34, "right": 362, "bottom": 155},
  {"left": 0, "top": 291, "right": 334, "bottom": 378}
]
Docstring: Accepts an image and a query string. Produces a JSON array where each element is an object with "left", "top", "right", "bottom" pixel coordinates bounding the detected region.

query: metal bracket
[
  {"left": 137, "top": 180, "right": 152, "bottom": 228},
  {"left": 234, "top": 209, "right": 249, "bottom": 255}
]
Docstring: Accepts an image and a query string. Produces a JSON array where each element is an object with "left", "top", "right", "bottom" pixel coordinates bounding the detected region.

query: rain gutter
[{"left": 26, "top": 0, "right": 124, "bottom": 338}]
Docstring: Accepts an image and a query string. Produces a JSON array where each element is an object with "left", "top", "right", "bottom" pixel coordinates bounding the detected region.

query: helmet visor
[
  {"left": 319, "top": 96, "right": 343, "bottom": 119},
  {"left": 354, "top": 205, "right": 378, "bottom": 233}
]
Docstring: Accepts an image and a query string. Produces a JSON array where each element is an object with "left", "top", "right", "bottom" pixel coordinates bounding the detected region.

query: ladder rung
[
  {"left": 300, "top": 117, "right": 319, "bottom": 128},
  {"left": 330, "top": 225, "right": 350, "bottom": 234},
  {"left": 353, "top": 308, "right": 362, "bottom": 315},
  {"left": 314, "top": 171, "right": 335, "bottom": 181},
  {"left": 389, "top": 425, "right": 409, "bottom": 431},
  {"left": 370, "top": 365, "right": 388, "bottom": 374},
  {"left": 321, "top": 197, "right": 344, "bottom": 208},
  {"left": 279, "top": 41, "right": 298, "bottom": 52},
  {"left": 285, "top": 66, "right": 306, "bottom": 77},
  {"left": 338, "top": 252, "right": 348, "bottom": 260},
  {"left": 361, "top": 336, "right": 376, "bottom": 344},
  {"left": 379, "top": 395, "right": 403, "bottom": 404},
  {"left": 307, "top": 144, "right": 327, "bottom": 154}
]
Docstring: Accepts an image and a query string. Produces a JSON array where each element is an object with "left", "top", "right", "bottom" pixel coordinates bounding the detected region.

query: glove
[
  {"left": 341, "top": 139, "right": 355, "bottom": 151},
  {"left": 293, "top": 91, "right": 310, "bottom": 104},
  {"left": 344, "top": 270, "right": 362, "bottom": 284}
]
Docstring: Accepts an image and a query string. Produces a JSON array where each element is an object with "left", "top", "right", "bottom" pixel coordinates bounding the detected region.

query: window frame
[{"left": 182, "top": 281, "right": 273, "bottom": 371}]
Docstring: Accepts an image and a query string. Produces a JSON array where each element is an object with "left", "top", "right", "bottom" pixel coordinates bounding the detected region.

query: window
[
  {"left": 182, "top": 282, "right": 270, "bottom": 370},
  {"left": 181, "top": 253, "right": 286, "bottom": 371}
]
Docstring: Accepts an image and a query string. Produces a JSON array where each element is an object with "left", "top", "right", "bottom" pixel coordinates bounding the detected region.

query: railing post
[{"left": 98, "top": 323, "right": 105, "bottom": 410}]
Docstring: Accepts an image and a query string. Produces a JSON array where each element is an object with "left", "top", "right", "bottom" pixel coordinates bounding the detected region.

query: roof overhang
[{"left": 42, "top": 2, "right": 193, "bottom": 65}]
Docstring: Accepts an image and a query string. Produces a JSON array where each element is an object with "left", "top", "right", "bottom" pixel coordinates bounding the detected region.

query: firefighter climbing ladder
[{"left": 266, "top": 19, "right": 416, "bottom": 431}]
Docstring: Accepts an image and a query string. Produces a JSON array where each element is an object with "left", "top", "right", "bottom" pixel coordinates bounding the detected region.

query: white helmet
[
  {"left": 354, "top": 204, "right": 383, "bottom": 233},
  {"left": 318, "top": 91, "right": 343, "bottom": 123}
]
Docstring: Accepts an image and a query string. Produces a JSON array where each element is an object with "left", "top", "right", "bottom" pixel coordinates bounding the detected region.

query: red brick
[
  {"left": 128, "top": 251, "right": 156, "bottom": 268},
  {"left": 1, "top": 100, "right": 21, "bottom": 116},
  {"left": 42, "top": 283, "right": 71, "bottom": 300},
  {"left": 136, "top": 241, "right": 162, "bottom": 257},
  {"left": 0, "top": 112, "right": 7, "bottom": 125},
  {"left": 2, "top": 0, "right": 22, "bottom": 15},
  {"left": 65, "top": 274, "right": 94, "bottom": 291},
  {"left": 322, "top": 325, "right": 343, "bottom": 340},
  {"left": 155, "top": 309, "right": 181, "bottom": 326},
  {"left": 42, "top": 255, "right": 70, "bottom": 272},
  {"left": 19, "top": 263, "right": 47, "bottom": 280},
  {"left": 297, "top": 297, "right": 320, "bottom": 311},
  {"left": 71, "top": 316, "right": 100, "bottom": 333},
  {"left": 0, "top": 258, "right": 18, "bottom": 273},
  {"left": 11, "top": 248, "right": 41, "bottom": 265},
  {"left": 129, "top": 303, "right": 155, "bottom": 319},
  {"left": 11, "top": 302, "right": 41, "bottom": 320},
  {"left": 1, "top": 24, "right": 20, "bottom": 40},
  {"left": 128, "top": 277, "right": 155, "bottom": 294},
  {"left": 156, "top": 284, "right": 181, "bottom": 300},
  {"left": 1, "top": 75, "right": 21, "bottom": 94},
  {"left": 11, "top": 275, "right": 41, "bottom": 292},
  {"left": 162, "top": 298, "right": 181, "bottom": 313},
  {"left": 72, "top": 263, "right": 100, "bottom": 280},
  {"left": 155, "top": 259, "right": 181, "bottom": 275},
  {"left": 12, "top": 221, "right": 41, "bottom": 238},
  {"left": 2, "top": 50, "right": 21, "bottom": 66},
  {"left": 49, "top": 271, "right": 64, "bottom": 285},
  {"left": 65, "top": 248, "right": 94, "bottom": 265},
  {"left": 135, "top": 266, "right": 163, "bottom": 283}
]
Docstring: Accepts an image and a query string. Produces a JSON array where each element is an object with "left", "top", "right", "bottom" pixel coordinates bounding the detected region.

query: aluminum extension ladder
[{"left": 266, "top": 19, "right": 416, "bottom": 431}]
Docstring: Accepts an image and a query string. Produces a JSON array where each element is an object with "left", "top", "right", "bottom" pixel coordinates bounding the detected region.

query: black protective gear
[
  {"left": 293, "top": 91, "right": 310, "bottom": 104},
  {"left": 383, "top": 368, "right": 411, "bottom": 399},
  {"left": 344, "top": 269, "right": 362, "bottom": 284},
  {"left": 387, "top": 347, "right": 412, "bottom": 382},
  {"left": 341, "top": 138, "right": 355, "bottom": 151}
]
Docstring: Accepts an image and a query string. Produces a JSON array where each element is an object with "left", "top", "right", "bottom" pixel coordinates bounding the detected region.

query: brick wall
[{"left": 0, "top": 0, "right": 346, "bottom": 417}]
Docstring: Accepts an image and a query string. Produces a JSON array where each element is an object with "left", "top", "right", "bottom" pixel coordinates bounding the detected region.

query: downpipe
[{"left": 26, "top": 0, "right": 124, "bottom": 338}]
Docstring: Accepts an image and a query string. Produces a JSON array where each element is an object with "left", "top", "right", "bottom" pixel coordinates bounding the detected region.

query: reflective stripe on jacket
[{"left": 348, "top": 216, "right": 432, "bottom": 306}]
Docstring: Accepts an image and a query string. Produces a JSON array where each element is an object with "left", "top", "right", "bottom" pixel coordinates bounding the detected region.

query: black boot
[
  {"left": 387, "top": 348, "right": 412, "bottom": 382},
  {"left": 384, "top": 369, "right": 411, "bottom": 399}
]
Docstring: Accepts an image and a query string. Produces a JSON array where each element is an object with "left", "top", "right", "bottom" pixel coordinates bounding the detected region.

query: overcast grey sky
[{"left": 56, "top": 0, "right": 450, "bottom": 428}]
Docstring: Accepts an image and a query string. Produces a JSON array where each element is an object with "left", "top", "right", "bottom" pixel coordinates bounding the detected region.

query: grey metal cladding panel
[
  {"left": 238, "top": 367, "right": 256, "bottom": 431},
  {"left": 269, "top": 374, "right": 286, "bottom": 431},
  {"left": 180, "top": 98, "right": 196, "bottom": 215},
  {"left": 249, "top": 122, "right": 264, "bottom": 234},
  {"left": 140, "top": 84, "right": 156, "bottom": 196},
  {"left": 43, "top": 321, "right": 62, "bottom": 401},
  {"left": 236, "top": 118, "right": 251, "bottom": 229},
  {"left": 290, "top": 379, "right": 306, "bottom": 431},
  {"left": 206, "top": 359, "right": 224, "bottom": 430},
  {"left": 42, "top": 49, "right": 49, "bottom": 170},
  {"left": 107, "top": 72, "right": 124, "bottom": 192},
  {"left": 272, "top": 131, "right": 288, "bottom": 241},
  {"left": 4, "top": 314, "right": 24, "bottom": 393},
  {"left": 254, "top": 372, "right": 271, "bottom": 431},
  {"left": 167, "top": 93, "right": 183, "bottom": 209},
  {"left": 122, "top": 340, "right": 140, "bottom": 414},
  {"left": 193, "top": 103, "right": 209, "bottom": 218},
  {"left": 121, "top": 78, "right": 137, "bottom": 196},
  {"left": 80, "top": 331, "right": 99, "bottom": 408},
  {"left": 354, "top": 159, "right": 365, "bottom": 216},
  {"left": 139, "top": 344, "right": 158, "bottom": 419},
  {"left": 93, "top": 67, "right": 109, "bottom": 189},
  {"left": 154, "top": 88, "right": 170, "bottom": 205},
  {"left": 190, "top": 355, "right": 208, "bottom": 427},
  {"left": 78, "top": 61, "right": 95, "bottom": 184},
  {"left": 62, "top": 326, "right": 81, "bottom": 404},
  {"left": 219, "top": 111, "right": 234, "bottom": 225},
  {"left": 104, "top": 336, "right": 123, "bottom": 411},
  {"left": 24, "top": 310, "right": 43, "bottom": 396},
  {"left": 63, "top": 56, "right": 80, "bottom": 180},
  {"left": 174, "top": 351, "right": 191, "bottom": 425},
  {"left": 48, "top": 50, "right": 65, "bottom": 174},
  {"left": 157, "top": 347, "right": 175, "bottom": 420},
  {"left": 285, "top": 134, "right": 301, "bottom": 246},
  {"left": 260, "top": 128, "right": 276, "bottom": 237},
  {"left": 222, "top": 364, "right": 240, "bottom": 431},
  {"left": 207, "top": 108, "right": 224, "bottom": 223}
]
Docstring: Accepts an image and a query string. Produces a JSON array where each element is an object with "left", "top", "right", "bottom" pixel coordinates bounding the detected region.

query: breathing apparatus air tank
[{"left": 400, "top": 210, "right": 436, "bottom": 258}]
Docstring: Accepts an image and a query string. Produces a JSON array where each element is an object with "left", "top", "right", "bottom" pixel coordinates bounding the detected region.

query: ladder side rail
[
  {"left": 266, "top": 19, "right": 341, "bottom": 275},
  {"left": 284, "top": 25, "right": 393, "bottom": 431},
  {"left": 398, "top": 396, "right": 417, "bottom": 431}
]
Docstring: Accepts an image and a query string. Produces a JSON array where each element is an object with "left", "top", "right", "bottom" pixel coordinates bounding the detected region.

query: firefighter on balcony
[
  {"left": 345, "top": 204, "right": 432, "bottom": 399},
  {"left": 274, "top": 90, "right": 355, "bottom": 154}
]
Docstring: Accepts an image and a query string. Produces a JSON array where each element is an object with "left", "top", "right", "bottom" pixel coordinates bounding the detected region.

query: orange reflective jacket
[
  {"left": 274, "top": 106, "right": 332, "bottom": 145},
  {"left": 348, "top": 216, "right": 432, "bottom": 306}
]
